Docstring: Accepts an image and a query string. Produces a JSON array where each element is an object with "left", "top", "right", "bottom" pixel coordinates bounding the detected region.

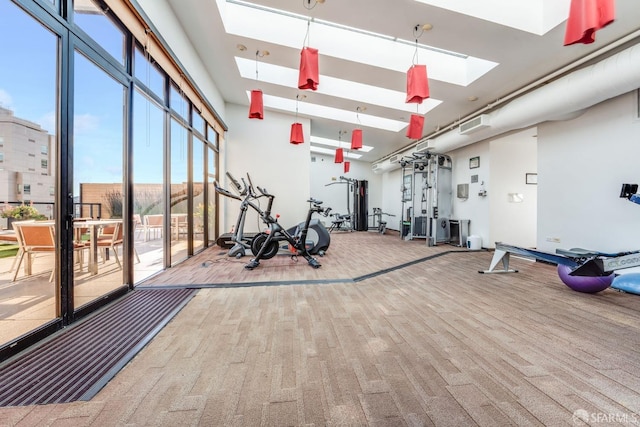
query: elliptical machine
[
  {"left": 245, "top": 185, "right": 329, "bottom": 270},
  {"left": 214, "top": 172, "right": 262, "bottom": 258}
]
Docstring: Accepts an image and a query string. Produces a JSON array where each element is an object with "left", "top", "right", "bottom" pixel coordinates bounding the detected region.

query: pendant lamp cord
[
  {"left": 339, "top": 130, "right": 347, "bottom": 149},
  {"left": 412, "top": 24, "right": 423, "bottom": 66},
  {"left": 255, "top": 51, "right": 259, "bottom": 81},
  {"left": 303, "top": 19, "right": 311, "bottom": 48}
]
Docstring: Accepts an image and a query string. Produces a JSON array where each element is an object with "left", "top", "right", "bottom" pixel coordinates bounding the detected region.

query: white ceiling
[{"left": 165, "top": 0, "right": 640, "bottom": 163}]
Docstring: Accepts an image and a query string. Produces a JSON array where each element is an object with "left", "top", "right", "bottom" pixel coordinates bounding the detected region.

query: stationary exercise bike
[
  {"left": 216, "top": 173, "right": 331, "bottom": 259},
  {"left": 245, "top": 185, "right": 330, "bottom": 270}
]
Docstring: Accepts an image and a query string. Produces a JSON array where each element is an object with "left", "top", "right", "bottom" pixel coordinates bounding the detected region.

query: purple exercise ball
[{"left": 557, "top": 264, "right": 613, "bottom": 293}]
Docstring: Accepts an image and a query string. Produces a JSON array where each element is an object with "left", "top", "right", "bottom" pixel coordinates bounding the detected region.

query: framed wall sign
[
  {"left": 526, "top": 173, "right": 538, "bottom": 185},
  {"left": 469, "top": 156, "right": 480, "bottom": 169}
]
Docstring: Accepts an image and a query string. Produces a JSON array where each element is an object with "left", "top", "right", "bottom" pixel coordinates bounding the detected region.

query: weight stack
[{"left": 353, "top": 180, "right": 368, "bottom": 231}]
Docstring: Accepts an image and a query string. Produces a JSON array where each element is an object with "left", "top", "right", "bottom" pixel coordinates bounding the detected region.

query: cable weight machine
[
  {"left": 324, "top": 176, "right": 368, "bottom": 231},
  {"left": 400, "top": 152, "right": 453, "bottom": 246}
]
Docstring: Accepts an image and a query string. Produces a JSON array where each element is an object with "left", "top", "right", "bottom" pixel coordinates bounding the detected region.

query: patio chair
[
  {"left": 12, "top": 221, "right": 88, "bottom": 282},
  {"left": 171, "top": 213, "right": 188, "bottom": 240},
  {"left": 133, "top": 214, "right": 144, "bottom": 239},
  {"left": 6, "top": 220, "right": 33, "bottom": 276},
  {"left": 97, "top": 222, "right": 140, "bottom": 269},
  {"left": 143, "top": 214, "right": 163, "bottom": 241}
]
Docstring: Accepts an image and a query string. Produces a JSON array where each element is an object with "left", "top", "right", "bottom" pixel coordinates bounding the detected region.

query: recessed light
[
  {"left": 467, "top": 96, "right": 478, "bottom": 102},
  {"left": 236, "top": 44, "right": 247, "bottom": 51},
  {"left": 422, "top": 23, "right": 433, "bottom": 31}
]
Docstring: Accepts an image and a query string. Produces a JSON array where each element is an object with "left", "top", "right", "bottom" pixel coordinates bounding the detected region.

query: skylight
[
  {"left": 253, "top": 92, "right": 409, "bottom": 133},
  {"left": 218, "top": 0, "right": 497, "bottom": 86},
  {"left": 310, "top": 146, "right": 362, "bottom": 160},
  {"left": 414, "top": 0, "right": 571, "bottom": 35},
  {"left": 310, "top": 135, "right": 373, "bottom": 153},
  {"left": 236, "top": 57, "right": 441, "bottom": 115}
]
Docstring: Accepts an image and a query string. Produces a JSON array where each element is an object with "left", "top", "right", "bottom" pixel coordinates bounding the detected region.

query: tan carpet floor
[{"left": 1, "top": 231, "right": 639, "bottom": 426}]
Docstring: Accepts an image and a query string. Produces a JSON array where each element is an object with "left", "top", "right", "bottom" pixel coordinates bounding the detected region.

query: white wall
[
  {"left": 448, "top": 141, "right": 491, "bottom": 245},
  {"left": 222, "top": 103, "right": 311, "bottom": 232},
  {"left": 381, "top": 168, "right": 404, "bottom": 231},
  {"left": 537, "top": 91, "right": 640, "bottom": 253},
  {"left": 488, "top": 128, "right": 538, "bottom": 248}
]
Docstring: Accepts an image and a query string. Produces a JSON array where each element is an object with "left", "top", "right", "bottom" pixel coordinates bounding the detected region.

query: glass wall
[
  {"left": 134, "top": 46, "right": 164, "bottom": 99},
  {"left": 0, "top": 0, "right": 59, "bottom": 344},
  {"left": 132, "top": 89, "right": 165, "bottom": 283},
  {"left": 0, "top": 0, "right": 221, "bottom": 360},
  {"left": 73, "top": 0, "right": 125, "bottom": 66},
  {"left": 207, "top": 125, "right": 218, "bottom": 246},
  {"left": 72, "top": 51, "right": 126, "bottom": 308},
  {"left": 193, "top": 136, "right": 205, "bottom": 252},
  {"left": 170, "top": 118, "right": 188, "bottom": 265},
  {"left": 207, "top": 143, "right": 218, "bottom": 246}
]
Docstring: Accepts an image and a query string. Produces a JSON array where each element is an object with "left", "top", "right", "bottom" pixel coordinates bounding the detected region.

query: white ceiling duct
[
  {"left": 429, "top": 42, "right": 640, "bottom": 153},
  {"left": 372, "top": 41, "right": 640, "bottom": 173},
  {"left": 372, "top": 155, "right": 402, "bottom": 173}
]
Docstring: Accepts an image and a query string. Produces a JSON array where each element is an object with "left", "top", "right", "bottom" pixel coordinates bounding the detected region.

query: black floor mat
[{"left": 0, "top": 288, "right": 195, "bottom": 407}]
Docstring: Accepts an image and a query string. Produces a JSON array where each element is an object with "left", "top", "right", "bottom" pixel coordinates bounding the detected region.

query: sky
[{"left": 0, "top": 0, "right": 181, "bottom": 195}]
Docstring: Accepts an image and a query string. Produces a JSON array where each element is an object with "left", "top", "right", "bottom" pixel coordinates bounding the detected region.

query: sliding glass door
[
  {"left": 0, "top": 0, "right": 222, "bottom": 361},
  {"left": 0, "top": 0, "right": 60, "bottom": 346},
  {"left": 132, "top": 89, "right": 165, "bottom": 283},
  {"left": 72, "top": 51, "right": 126, "bottom": 308}
]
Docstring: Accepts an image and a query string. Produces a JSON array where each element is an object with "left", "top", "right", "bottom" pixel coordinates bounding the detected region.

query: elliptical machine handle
[
  {"left": 257, "top": 186, "right": 273, "bottom": 197},
  {"left": 240, "top": 177, "right": 252, "bottom": 196},
  {"left": 246, "top": 173, "right": 257, "bottom": 195},
  {"left": 214, "top": 181, "right": 242, "bottom": 201},
  {"left": 226, "top": 172, "right": 244, "bottom": 195}
]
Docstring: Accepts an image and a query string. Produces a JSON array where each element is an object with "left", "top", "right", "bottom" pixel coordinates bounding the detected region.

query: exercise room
[{"left": 1, "top": 0, "right": 639, "bottom": 425}]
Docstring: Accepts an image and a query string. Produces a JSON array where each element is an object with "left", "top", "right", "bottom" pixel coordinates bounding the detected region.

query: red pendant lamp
[
  {"left": 406, "top": 65, "right": 429, "bottom": 104},
  {"left": 298, "top": 21, "right": 319, "bottom": 91},
  {"left": 344, "top": 161, "right": 351, "bottom": 173},
  {"left": 249, "top": 50, "right": 268, "bottom": 119},
  {"left": 351, "top": 129, "right": 363, "bottom": 150},
  {"left": 406, "top": 25, "right": 431, "bottom": 104},
  {"left": 298, "top": 47, "right": 319, "bottom": 91},
  {"left": 248, "top": 90, "right": 264, "bottom": 120},
  {"left": 290, "top": 123, "right": 304, "bottom": 145},
  {"left": 564, "top": 0, "right": 615, "bottom": 46},
  {"left": 406, "top": 114, "right": 424, "bottom": 139},
  {"left": 290, "top": 94, "right": 304, "bottom": 144},
  {"left": 334, "top": 148, "right": 344, "bottom": 163}
]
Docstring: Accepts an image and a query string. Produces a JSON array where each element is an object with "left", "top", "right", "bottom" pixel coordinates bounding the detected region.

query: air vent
[
  {"left": 415, "top": 139, "right": 434, "bottom": 152},
  {"left": 372, "top": 163, "right": 380, "bottom": 171},
  {"left": 389, "top": 155, "right": 400, "bottom": 164},
  {"left": 459, "top": 114, "right": 490, "bottom": 135}
]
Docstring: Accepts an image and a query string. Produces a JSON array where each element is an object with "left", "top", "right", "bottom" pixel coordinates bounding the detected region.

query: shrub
[{"left": 0, "top": 204, "right": 47, "bottom": 220}]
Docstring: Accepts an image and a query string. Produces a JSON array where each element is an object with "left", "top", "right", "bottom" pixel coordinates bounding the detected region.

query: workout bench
[{"left": 480, "top": 242, "right": 580, "bottom": 274}]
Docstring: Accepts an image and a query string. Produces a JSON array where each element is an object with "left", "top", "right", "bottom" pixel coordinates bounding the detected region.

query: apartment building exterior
[{"left": 0, "top": 106, "right": 55, "bottom": 216}]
